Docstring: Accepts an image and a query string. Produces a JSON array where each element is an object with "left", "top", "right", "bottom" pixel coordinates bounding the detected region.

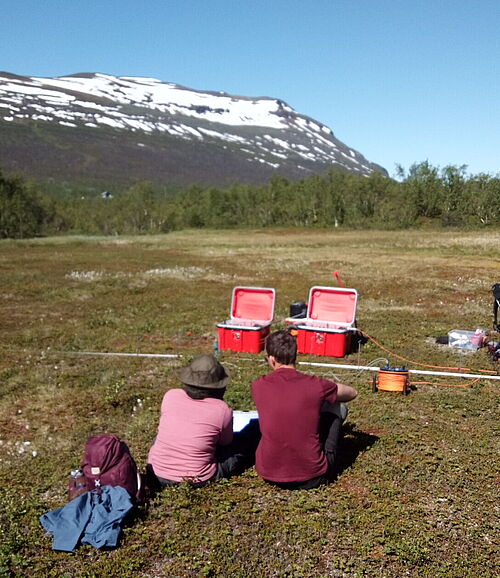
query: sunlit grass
[{"left": 1, "top": 228, "right": 498, "bottom": 577}]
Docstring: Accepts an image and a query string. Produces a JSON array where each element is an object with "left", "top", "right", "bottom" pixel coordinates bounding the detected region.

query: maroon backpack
[{"left": 81, "top": 434, "right": 141, "bottom": 500}]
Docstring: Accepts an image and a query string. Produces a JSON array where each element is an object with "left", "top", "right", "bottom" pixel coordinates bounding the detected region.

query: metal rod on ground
[
  {"left": 75, "top": 351, "right": 180, "bottom": 359},
  {"left": 298, "top": 361, "right": 500, "bottom": 381},
  {"left": 38, "top": 351, "right": 500, "bottom": 379}
]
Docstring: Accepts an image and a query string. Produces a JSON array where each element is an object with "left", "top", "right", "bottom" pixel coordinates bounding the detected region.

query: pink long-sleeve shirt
[{"left": 148, "top": 388, "right": 233, "bottom": 483}]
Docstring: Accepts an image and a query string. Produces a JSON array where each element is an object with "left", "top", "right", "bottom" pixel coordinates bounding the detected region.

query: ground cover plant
[{"left": 0, "top": 229, "right": 498, "bottom": 577}]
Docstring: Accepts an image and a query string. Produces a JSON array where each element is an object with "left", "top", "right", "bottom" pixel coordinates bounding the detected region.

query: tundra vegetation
[
  {"left": 0, "top": 229, "right": 498, "bottom": 577},
  {"left": 1, "top": 162, "right": 500, "bottom": 239}
]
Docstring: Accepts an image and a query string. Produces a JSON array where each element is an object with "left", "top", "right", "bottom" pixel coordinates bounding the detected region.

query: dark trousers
[
  {"left": 319, "top": 410, "right": 343, "bottom": 471},
  {"left": 216, "top": 418, "right": 261, "bottom": 479}
]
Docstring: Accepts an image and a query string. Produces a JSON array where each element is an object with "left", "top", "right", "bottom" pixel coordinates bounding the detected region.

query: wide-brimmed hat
[{"left": 177, "top": 354, "right": 230, "bottom": 389}]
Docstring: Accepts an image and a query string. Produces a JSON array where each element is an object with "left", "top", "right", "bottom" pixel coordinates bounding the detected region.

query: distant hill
[{"left": 0, "top": 72, "right": 386, "bottom": 188}]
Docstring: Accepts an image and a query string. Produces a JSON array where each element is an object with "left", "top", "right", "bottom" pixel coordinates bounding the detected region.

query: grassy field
[{"left": 0, "top": 229, "right": 498, "bottom": 577}]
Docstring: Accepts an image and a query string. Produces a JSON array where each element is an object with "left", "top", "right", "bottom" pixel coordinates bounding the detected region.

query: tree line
[{"left": 1, "top": 162, "right": 499, "bottom": 239}]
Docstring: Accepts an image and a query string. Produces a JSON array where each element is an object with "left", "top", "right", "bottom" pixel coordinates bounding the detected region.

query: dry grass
[{"left": 0, "top": 228, "right": 499, "bottom": 577}]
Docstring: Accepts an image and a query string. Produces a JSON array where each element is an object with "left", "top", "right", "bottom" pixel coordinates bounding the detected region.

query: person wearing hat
[{"left": 147, "top": 354, "right": 258, "bottom": 488}]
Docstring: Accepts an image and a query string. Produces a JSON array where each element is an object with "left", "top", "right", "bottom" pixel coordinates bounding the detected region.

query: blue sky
[{"left": 1, "top": 0, "right": 499, "bottom": 177}]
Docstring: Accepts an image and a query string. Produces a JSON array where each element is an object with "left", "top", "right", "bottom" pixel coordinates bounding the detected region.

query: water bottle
[{"left": 68, "top": 469, "right": 87, "bottom": 501}]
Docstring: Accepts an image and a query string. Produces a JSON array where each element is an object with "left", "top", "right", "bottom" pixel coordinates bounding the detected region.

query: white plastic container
[{"left": 448, "top": 329, "right": 486, "bottom": 351}]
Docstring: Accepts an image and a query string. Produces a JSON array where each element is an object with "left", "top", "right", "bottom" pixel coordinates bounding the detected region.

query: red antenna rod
[{"left": 333, "top": 270, "right": 344, "bottom": 287}]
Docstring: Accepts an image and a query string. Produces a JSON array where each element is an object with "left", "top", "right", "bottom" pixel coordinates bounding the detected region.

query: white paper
[{"left": 233, "top": 410, "right": 259, "bottom": 432}]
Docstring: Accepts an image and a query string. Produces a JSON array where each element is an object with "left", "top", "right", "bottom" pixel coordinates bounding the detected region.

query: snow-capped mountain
[{"left": 0, "top": 72, "right": 385, "bottom": 187}]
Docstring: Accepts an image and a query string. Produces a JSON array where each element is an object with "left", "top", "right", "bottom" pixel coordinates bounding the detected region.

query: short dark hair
[
  {"left": 183, "top": 385, "right": 226, "bottom": 400},
  {"left": 265, "top": 330, "right": 297, "bottom": 365}
]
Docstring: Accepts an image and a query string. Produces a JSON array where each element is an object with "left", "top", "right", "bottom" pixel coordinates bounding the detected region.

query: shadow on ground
[{"left": 332, "top": 423, "right": 379, "bottom": 479}]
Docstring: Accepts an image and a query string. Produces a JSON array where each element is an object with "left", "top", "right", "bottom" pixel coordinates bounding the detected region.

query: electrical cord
[{"left": 360, "top": 330, "right": 498, "bottom": 374}]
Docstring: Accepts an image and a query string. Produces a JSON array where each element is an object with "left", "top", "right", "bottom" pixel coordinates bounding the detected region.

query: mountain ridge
[{"left": 0, "top": 72, "right": 386, "bottom": 188}]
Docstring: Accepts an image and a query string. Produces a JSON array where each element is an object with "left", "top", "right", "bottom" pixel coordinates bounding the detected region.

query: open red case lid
[
  {"left": 306, "top": 286, "right": 357, "bottom": 327},
  {"left": 230, "top": 286, "right": 276, "bottom": 323}
]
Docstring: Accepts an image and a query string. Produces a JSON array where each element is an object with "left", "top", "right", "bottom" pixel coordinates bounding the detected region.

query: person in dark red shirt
[{"left": 251, "top": 329, "right": 358, "bottom": 490}]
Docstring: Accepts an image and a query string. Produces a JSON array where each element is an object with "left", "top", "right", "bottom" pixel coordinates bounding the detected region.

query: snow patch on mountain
[{"left": 0, "top": 72, "right": 384, "bottom": 178}]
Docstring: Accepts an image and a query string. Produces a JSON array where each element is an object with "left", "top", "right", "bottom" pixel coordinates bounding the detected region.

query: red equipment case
[
  {"left": 296, "top": 286, "right": 358, "bottom": 357},
  {"left": 217, "top": 286, "right": 276, "bottom": 353}
]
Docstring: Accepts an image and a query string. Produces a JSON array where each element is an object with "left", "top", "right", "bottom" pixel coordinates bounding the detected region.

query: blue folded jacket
[{"left": 40, "top": 485, "right": 133, "bottom": 552}]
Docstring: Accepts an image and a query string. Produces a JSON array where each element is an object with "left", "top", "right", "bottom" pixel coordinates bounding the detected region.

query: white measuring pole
[{"left": 298, "top": 361, "right": 500, "bottom": 381}]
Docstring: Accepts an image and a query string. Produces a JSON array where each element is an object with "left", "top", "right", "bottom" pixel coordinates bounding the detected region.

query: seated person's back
[{"left": 251, "top": 330, "right": 358, "bottom": 490}]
